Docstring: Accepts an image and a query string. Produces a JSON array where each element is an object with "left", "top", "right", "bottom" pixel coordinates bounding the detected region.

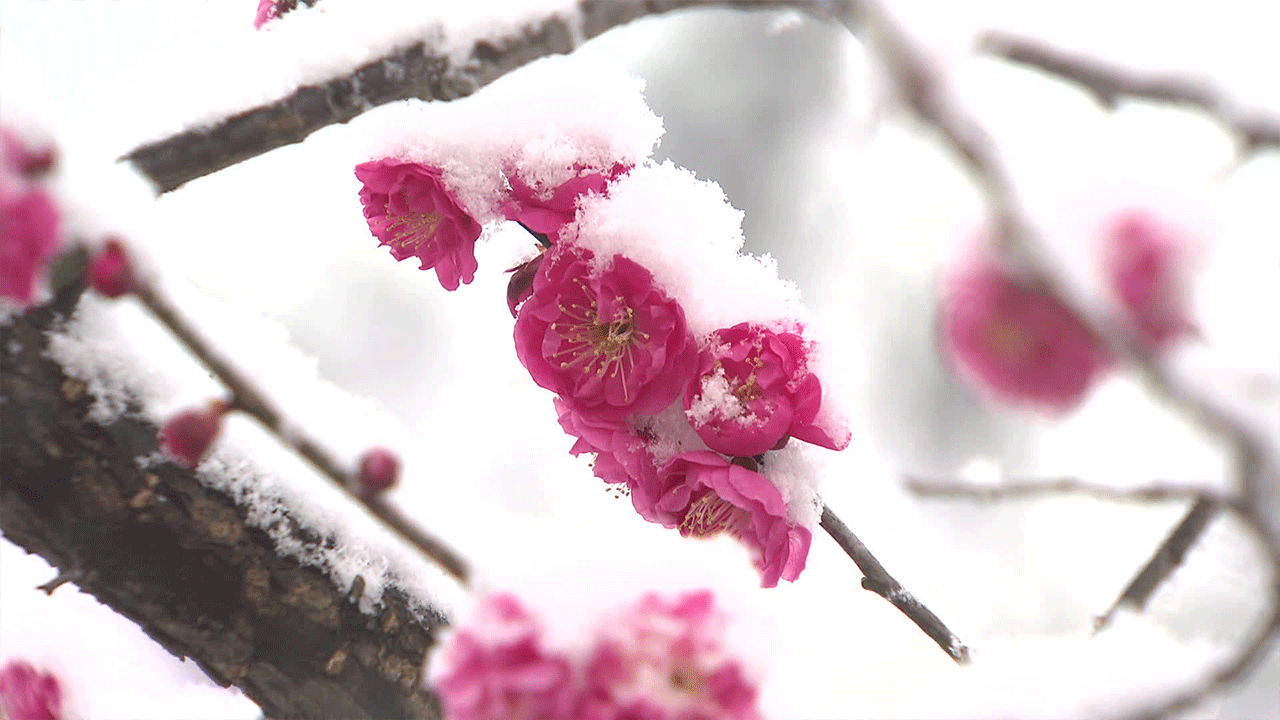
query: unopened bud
[
  {"left": 86, "top": 238, "right": 135, "bottom": 298},
  {"left": 357, "top": 447, "right": 399, "bottom": 495},
  {"left": 158, "top": 399, "right": 231, "bottom": 467}
]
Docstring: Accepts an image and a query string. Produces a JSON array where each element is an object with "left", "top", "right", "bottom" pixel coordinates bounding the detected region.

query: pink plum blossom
[
  {"left": 0, "top": 184, "right": 61, "bottom": 305},
  {"left": 0, "top": 660, "right": 63, "bottom": 720},
  {"left": 554, "top": 397, "right": 664, "bottom": 519},
  {"left": 355, "top": 159, "right": 482, "bottom": 291},
  {"left": 576, "top": 590, "right": 760, "bottom": 720},
  {"left": 515, "top": 245, "right": 698, "bottom": 422},
  {"left": 86, "top": 238, "right": 135, "bottom": 298},
  {"left": 2, "top": 129, "right": 55, "bottom": 177},
  {"left": 684, "top": 322, "right": 845, "bottom": 457},
  {"left": 1103, "top": 210, "right": 1195, "bottom": 349},
  {"left": 158, "top": 399, "right": 231, "bottom": 468},
  {"left": 650, "top": 452, "right": 810, "bottom": 588},
  {"left": 433, "top": 593, "right": 575, "bottom": 720},
  {"left": 940, "top": 248, "right": 1112, "bottom": 412},
  {"left": 502, "top": 166, "right": 624, "bottom": 242}
]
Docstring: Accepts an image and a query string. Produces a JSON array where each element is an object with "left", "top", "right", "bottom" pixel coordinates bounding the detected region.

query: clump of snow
[{"left": 760, "top": 442, "right": 826, "bottom": 529}]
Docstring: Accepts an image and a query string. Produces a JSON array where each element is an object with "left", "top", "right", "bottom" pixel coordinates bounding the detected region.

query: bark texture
[{"left": 0, "top": 286, "right": 445, "bottom": 720}]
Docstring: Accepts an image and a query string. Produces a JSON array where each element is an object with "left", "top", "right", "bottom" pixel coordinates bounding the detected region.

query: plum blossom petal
[
  {"left": 0, "top": 184, "right": 61, "bottom": 305},
  {"left": 940, "top": 247, "right": 1112, "bottom": 412},
  {"left": 355, "top": 159, "right": 482, "bottom": 291},
  {"left": 684, "top": 323, "right": 846, "bottom": 457},
  {"left": 433, "top": 593, "right": 576, "bottom": 720},
  {"left": 554, "top": 397, "right": 665, "bottom": 520},
  {"left": 577, "top": 590, "right": 760, "bottom": 720},
  {"left": 503, "top": 165, "right": 628, "bottom": 241},
  {"left": 0, "top": 660, "right": 63, "bottom": 720},
  {"left": 515, "top": 245, "right": 698, "bottom": 423},
  {"left": 651, "top": 452, "right": 811, "bottom": 588},
  {"left": 1104, "top": 210, "right": 1195, "bottom": 350}
]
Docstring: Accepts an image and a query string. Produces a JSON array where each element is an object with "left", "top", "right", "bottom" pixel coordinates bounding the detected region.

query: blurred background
[{"left": 2, "top": 1, "right": 1278, "bottom": 717}]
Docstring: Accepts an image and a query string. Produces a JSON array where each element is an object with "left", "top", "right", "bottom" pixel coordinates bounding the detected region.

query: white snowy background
[{"left": 2, "top": 1, "right": 1279, "bottom": 718}]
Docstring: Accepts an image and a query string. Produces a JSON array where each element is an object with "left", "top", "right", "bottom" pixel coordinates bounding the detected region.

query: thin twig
[
  {"left": 819, "top": 504, "right": 971, "bottom": 664},
  {"left": 123, "top": 0, "right": 855, "bottom": 193},
  {"left": 133, "top": 280, "right": 471, "bottom": 585},
  {"left": 980, "top": 30, "right": 1280, "bottom": 152},
  {"left": 905, "top": 475, "right": 1234, "bottom": 506}
]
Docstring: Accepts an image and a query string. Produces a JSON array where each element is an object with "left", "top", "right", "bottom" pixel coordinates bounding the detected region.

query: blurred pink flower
[
  {"left": 0, "top": 660, "right": 63, "bottom": 720},
  {"left": 577, "top": 590, "right": 760, "bottom": 720},
  {"left": 515, "top": 245, "right": 698, "bottom": 422},
  {"left": 2, "top": 129, "right": 55, "bottom": 177},
  {"left": 651, "top": 452, "right": 810, "bottom": 588},
  {"left": 356, "top": 447, "right": 399, "bottom": 496},
  {"left": 158, "top": 399, "right": 231, "bottom": 468},
  {"left": 86, "top": 237, "right": 135, "bottom": 298},
  {"left": 355, "top": 159, "right": 482, "bottom": 291},
  {"left": 0, "top": 184, "right": 61, "bottom": 305},
  {"left": 502, "top": 166, "right": 626, "bottom": 241},
  {"left": 1104, "top": 210, "right": 1195, "bottom": 349},
  {"left": 433, "top": 593, "right": 575, "bottom": 720},
  {"left": 685, "top": 323, "right": 845, "bottom": 457},
  {"left": 940, "top": 249, "right": 1111, "bottom": 412}
]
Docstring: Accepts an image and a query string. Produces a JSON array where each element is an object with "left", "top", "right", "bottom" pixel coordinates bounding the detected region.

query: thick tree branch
[
  {"left": 980, "top": 30, "right": 1280, "bottom": 152},
  {"left": 819, "top": 505, "right": 971, "bottom": 664},
  {"left": 0, "top": 286, "right": 446, "bottom": 720},
  {"left": 122, "top": 0, "right": 853, "bottom": 194}
]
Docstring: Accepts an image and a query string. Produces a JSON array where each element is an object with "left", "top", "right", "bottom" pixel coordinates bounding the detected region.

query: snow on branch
[
  {"left": 0, "top": 286, "right": 446, "bottom": 720},
  {"left": 122, "top": 0, "right": 853, "bottom": 194},
  {"left": 980, "top": 30, "right": 1280, "bottom": 153}
]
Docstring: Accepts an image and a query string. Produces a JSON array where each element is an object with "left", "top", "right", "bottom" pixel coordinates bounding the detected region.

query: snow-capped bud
[
  {"left": 1103, "top": 210, "right": 1195, "bottom": 350},
  {"left": 158, "top": 399, "right": 231, "bottom": 468},
  {"left": 356, "top": 447, "right": 399, "bottom": 495},
  {"left": 0, "top": 659, "right": 64, "bottom": 720},
  {"left": 86, "top": 238, "right": 135, "bottom": 298}
]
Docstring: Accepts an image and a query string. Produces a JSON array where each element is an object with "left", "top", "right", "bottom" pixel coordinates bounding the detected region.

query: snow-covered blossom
[
  {"left": 577, "top": 590, "right": 760, "bottom": 720},
  {"left": 940, "top": 247, "right": 1112, "bottom": 412},
  {"left": 432, "top": 593, "right": 575, "bottom": 720},
  {"left": 356, "top": 447, "right": 399, "bottom": 495},
  {"left": 0, "top": 660, "right": 63, "bottom": 720},
  {"left": 1103, "top": 210, "right": 1195, "bottom": 350},
  {"left": 158, "top": 399, "right": 231, "bottom": 468},
  {"left": 650, "top": 452, "right": 810, "bottom": 588},
  {"left": 502, "top": 166, "right": 625, "bottom": 242},
  {"left": 515, "top": 245, "right": 698, "bottom": 422},
  {"left": 0, "top": 184, "right": 61, "bottom": 305},
  {"left": 2, "top": 129, "right": 55, "bottom": 178},
  {"left": 86, "top": 238, "right": 135, "bottom": 298},
  {"left": 355, "top": 159, "right": 483, "bottom": 291},
  {"left": 685, "top": 322, "right": 844, "bottom": 457}
]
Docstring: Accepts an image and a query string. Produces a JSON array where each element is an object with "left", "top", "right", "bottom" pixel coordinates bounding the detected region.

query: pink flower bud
[
  {"left": 940, "top": 247, "right": 1112, "bottom": 412},
  {"left": 506, "top": 252, "right": 545, "bottom": 318},
  {"left": 0, "top": 660, "right": 63, "bottom": 720},
  {"left": 355, "top": 159, "right": 482, "bottom": 291},
  {"left": 86, "top": 238, "right": 135, "bottom": 298},
  {"left": 1, "top": 184, "right": 61, "bottom": 306},
  {"left": 1104, "top": 210, "right": 1195, "bottom": 350},
  {"left": 2, "top": 129, "right": 56, "bottom": 178},
  {"left": 158, "top": 399, "right": 231, "bottom": 467},
  {"left": 356, "top": 447, "right": 399, "bottom": 495}
]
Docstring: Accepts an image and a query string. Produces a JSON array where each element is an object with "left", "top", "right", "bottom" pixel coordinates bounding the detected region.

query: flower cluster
[
  {"left": 1, "top": 126, "right": 61, "bottom": 307},
  {"left": 939, "top": 212, "right": 1196, "bottom": 412},
  {"left": 431, "top": 591, "right": 760, "bottom": 720}
]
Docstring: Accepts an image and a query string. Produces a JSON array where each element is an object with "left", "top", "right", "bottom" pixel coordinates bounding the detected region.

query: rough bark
[{"left": 0, "top": 285, "right": 445, "bottom": 720}]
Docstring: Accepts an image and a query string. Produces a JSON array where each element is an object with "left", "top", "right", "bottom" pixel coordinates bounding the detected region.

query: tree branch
[
  {"left": 819, "top": 505, "right": 971, "bottom": 664},
  {"left": 979, "top": 30, "right": 1280, "bottom": 152},
  {"left": 122, "top": 0, "right": 853, "bottom": 194},
  {"left": 0, "top": 286, "right": 445, "bottom": 720}
]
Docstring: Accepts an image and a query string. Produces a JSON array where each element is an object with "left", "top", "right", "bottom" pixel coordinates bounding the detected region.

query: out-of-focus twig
[
  {"left": 820, "top": 505, "right": 971, "bottom": 664},
  {"left": 980, "top": 30, "right": 1280, "bottom": 152},
  {"left": 134, "top": 280, "right": 472, "bottom": 585}
]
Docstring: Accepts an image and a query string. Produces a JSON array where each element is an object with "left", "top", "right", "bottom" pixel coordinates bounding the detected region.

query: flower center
[
  {"left": 384, "top": 197, "right": 444, "bottom": 251},
  {"left": 669, "top": 666, "right": 705, "bottom": 696},
  {"left": 984, "top": 320, "right": 1036, "bottom": 360},
  {"left": 552, "top": 288, "right": 650, "bottom": 399},
  {"left": 680, "top": 492, "right": 749, "bottom": 539}
]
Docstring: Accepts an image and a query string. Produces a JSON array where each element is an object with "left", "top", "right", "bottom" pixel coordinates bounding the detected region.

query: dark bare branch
[
  {"left": 819, "top": 505, "right": 971, "bottom": 664},
  {"left": 980, "top": 30, "right": 1280, "bottom": 152},
  {"left": 122, "top": 0, "right": 853, "bottom": 194},
  {"left": 1, "top": 287, "right": 445, "bottom": 720}
]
